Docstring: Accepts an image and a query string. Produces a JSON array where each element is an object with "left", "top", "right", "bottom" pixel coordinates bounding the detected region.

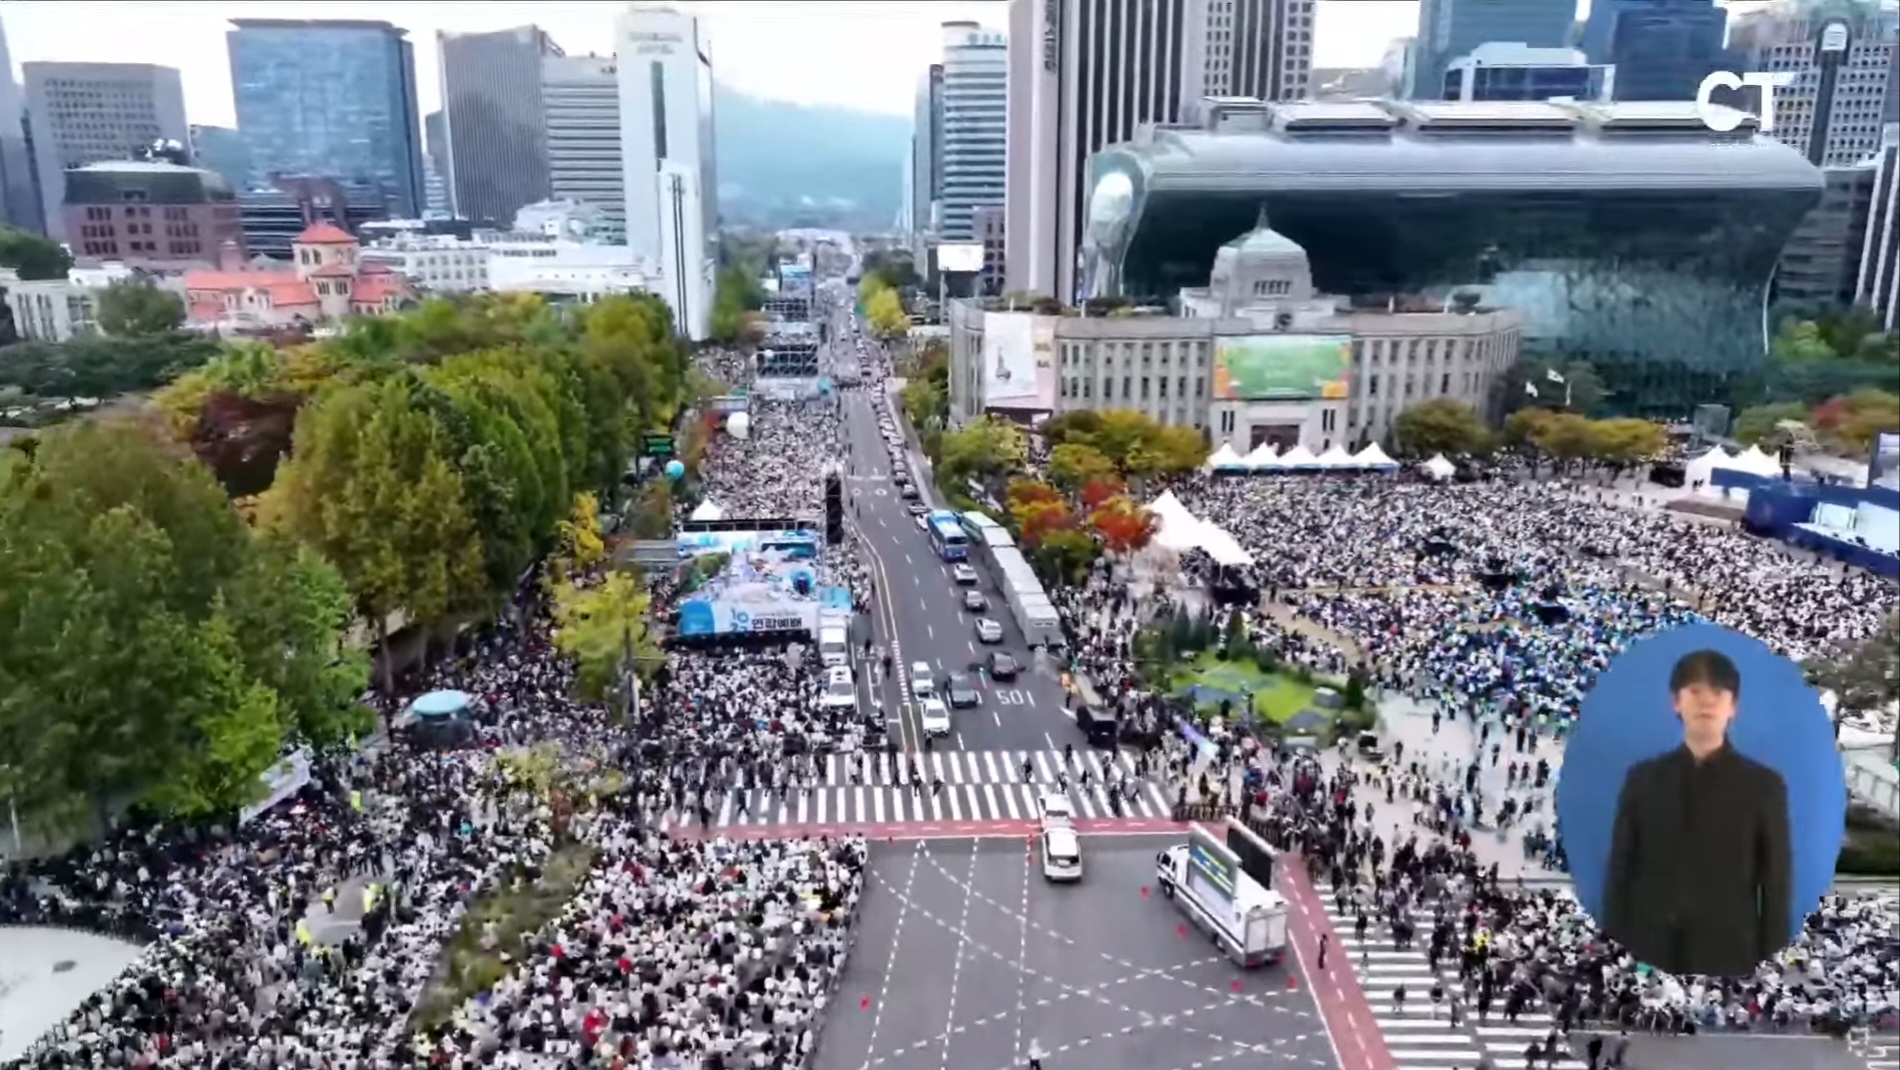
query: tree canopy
[
  {"left": 1, "top": 292, "right": 690, "bottom": 838},
  {"left": 1391, "top": 399, "right": 1491, "bottom": 457},
  {"left": 862, "top": 281, "right": 908, "bottom": 339},
  {"left": 1039, "top": 409, "right": 1206, "bottom": 480},
  {"left": 0, "top": 224, "right": 72, "bottom": 281}
]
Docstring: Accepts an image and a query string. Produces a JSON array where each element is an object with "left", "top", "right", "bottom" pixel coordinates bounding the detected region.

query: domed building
[{"left": 182, "top": 221, "right": 412, "bottom": 332}]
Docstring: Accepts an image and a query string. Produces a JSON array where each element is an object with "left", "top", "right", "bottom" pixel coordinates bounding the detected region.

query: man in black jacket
[{"left": 1602, "top": 648, "right": 1794, "bottom": 977}]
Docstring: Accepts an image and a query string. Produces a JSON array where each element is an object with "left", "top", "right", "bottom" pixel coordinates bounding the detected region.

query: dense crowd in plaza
[
  {"left": 1059, "top": 467, "right": 1900, "bottom": 1038},
  {"left": 0, "top": 341, "right": 877, "bottom": 1068}
]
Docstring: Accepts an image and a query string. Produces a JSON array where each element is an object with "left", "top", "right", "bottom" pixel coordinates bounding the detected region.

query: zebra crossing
[
  {"left": 1856, "top": 1036, "right": 1898, "bottom": 1070},
  {"left": 1314, "top": 880, "right": 1585, "bottom": 1070},
  {"left": 659, "top": 747, "right": 1176, "bottom": 831}
]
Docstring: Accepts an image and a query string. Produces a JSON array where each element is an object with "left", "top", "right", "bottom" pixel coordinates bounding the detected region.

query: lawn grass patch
[
  {"left": 1170, "top": 651, "right": 1318, "bottom": 724},
  {"left": 409, "top": 841, "right": 597, "bottom": 1033}
]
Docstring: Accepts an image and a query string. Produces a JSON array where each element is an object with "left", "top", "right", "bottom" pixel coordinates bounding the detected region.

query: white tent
[
  {"left": 1241, "top": 443, "right": 1281, "bottom": 470},
  {"left": 1315, "top": 444, "right": 1357, "bottom": 469},
  {"left": 1353, "top": 442, "right": 1400, "bottom": 470},
  {"left": 1278, "top": 444, "right": 1319, "bottom": 468},
  {"left": 689, "top": 500, "right": 726, "bottom": 522},
  {"left": 1683, "top": 446, "right": 1733, "bottom": 487},
  {"left": 1206, "top": 443, "right": 1247, "bottom": 471},
  {"left": 1729, "top": 444, "right": 1782, "bottom": 477},
  {"left": 1421, "top": 454, "right": 1457, "bottom": 481},
  {"left": 1146, "top": 492, "right": 1207, "bottom": 551},
  {"left": 1196, "top": 523, "right": 1257, "bottom": 566}
]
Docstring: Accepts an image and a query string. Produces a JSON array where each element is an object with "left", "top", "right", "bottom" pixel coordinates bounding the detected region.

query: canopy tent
[
  {"left": 1315, "top": 445, "right": 1357, "bottom": 469},
  {"left": 1683, "top": 446, "right": 1733, "bottom": 488},
  {"left": 1196, "top": 522, "right": 1257, "bottom": 566},
  {"left": 1353, "top": 443, "right": 1400, "bottom": 470},
  {"left": 1146, "top": 491, "right": 1208, "bottom": 552},
  {"left": 1278, "top": 444, "right": 1319, "bottom": 468},
  {"left": 689, "top": 499, "right": 726, "bottom": 522},
  {"left": 1206, "top": 443, "right": 1248, "bottom": 471},
  {"left": 1241, "top": 443, "right": 1281, "bottom": 470},
  {"left": 1724, "top": 444, "right": 1782, "bottom": 478},
  {"left": 1421, "top": 454, "right": 1457, "bottom": 481}
]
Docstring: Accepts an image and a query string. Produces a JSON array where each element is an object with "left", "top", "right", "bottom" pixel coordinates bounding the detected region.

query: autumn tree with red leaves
[
  {"left": 1079, "top": 477, "right": 1125, "bottom": 512},
  {"left": 1088, "top": 495, "right": 1159, "bottom": 555}
]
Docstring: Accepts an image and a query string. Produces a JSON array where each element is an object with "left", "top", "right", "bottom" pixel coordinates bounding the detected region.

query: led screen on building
[{"left": 1212, "top": 335, "right": 1352, "bottom": 402}]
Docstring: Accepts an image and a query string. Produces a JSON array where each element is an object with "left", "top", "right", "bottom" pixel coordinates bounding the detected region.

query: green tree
[
  {"left": 709, "top": 265, "right": 767, "bottom": 345},
  {"left": 1047, "top": 442, "right": 1119, "bottom": 491},
  {"left": 141, "top": 608, "right": 288, "bottom": 819},
  {"left": 1029, "top": 528, "right": 1098, "bottom": 587},
  {"left": 938, "top": 416, "right": 1022, "bottom": 486},
  {"left": 866, "top": 287, "right": 908, "bottom": 339},
  {"left": 1499, "top": 359, "right": 1605, "bottom": 417},
  {"left": 1585, "top": 417, "right": 1667, "bottom": 470},
  {"left": 95, "top": 280, "right": 186, "bottom": 336},
  {"left": 224, "top": 537, "right": 373, "bottom": 749},
  {"left": 551, "top": 572, "right": 660, "bottom": 714},
  {"left": 1733, "top": 402, "right": 1812, "bottom": 447},
  {"left": 1529, "top": 411, "right": 1599, "bottom": 468},
  {"left": 0, "top": 223, "right": 72, "bottom": 280},
  {"left": 1392, "top": 398, "right": 1490, "bottom": 456},
  {"left": 262, "top": 378, "right": 485, "bottom": 686}
]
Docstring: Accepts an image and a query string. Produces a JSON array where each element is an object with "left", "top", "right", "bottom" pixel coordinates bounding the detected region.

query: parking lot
[{"left": 816, "top": 837, "right": 1338, "bottom": 1070}]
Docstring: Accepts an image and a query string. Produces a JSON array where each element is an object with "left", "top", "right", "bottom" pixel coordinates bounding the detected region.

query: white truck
[
  {"left": 816, "top": 608, "right": 853, "bottom": 669},
  {"left": 1153, "top": 843, "right": 1289, "bottom": 967}
]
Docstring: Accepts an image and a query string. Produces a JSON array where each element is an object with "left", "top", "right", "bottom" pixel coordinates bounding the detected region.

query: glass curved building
[{"left": 1080, "top": 100, "right": 1824, "bottom": 415}]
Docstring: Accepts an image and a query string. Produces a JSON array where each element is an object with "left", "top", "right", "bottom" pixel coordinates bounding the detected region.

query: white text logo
[{"left": 1695, "top": 72, "right": 1798, "bottom": 133}]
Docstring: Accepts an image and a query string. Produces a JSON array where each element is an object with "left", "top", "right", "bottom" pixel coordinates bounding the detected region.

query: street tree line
[
  {"left": 0, "top": 280, "right": 206, "bottom": 412},
  {"left": 1393, "top": 399, "right": 1670, "bottom": 472},
  {"left": 1, "top": 293, "right": 692, "bottom": 836},
  {"left": 858, "top": 274, "right": 909, "bottom": 340}
]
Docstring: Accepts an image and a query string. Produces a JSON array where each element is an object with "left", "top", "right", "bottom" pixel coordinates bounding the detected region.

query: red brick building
[
  {"left": 182, "top": 221, "right": 410, "bottom": 331},
  {"left": 62, "top": 160, "right": 245, "bottom": 269}
]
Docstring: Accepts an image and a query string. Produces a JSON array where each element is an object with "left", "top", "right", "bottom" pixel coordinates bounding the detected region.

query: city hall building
[
  {"left": 1075, "top": 97, "right": 1822, "bottom": 417},
  {"left": 946, "top": 221, "right": 1525, "bottom": 454}
]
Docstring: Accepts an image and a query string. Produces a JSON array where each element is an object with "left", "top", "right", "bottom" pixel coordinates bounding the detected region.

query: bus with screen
[{"left": 927, "top": 511, "right": 969, "bottom": 560}]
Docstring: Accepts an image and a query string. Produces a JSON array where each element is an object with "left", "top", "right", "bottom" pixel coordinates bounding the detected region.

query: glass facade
[
  {"left": 1083, "top": 149, "right": 1821, "bottom": 417},
  {"left": 226, "top": 20, "right": 426, "bottom": 219},
  {"left": 1581, "top": 0, "right": 1729, "bottom": 103}
]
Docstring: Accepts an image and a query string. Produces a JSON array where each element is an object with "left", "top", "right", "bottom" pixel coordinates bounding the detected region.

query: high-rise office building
[
  {"left": 1856, "top": 123, "right": 1898, "bottom": 330},
  {"left": 227, "top": 19, "right": 426, "bottom": 220},
  {"left": 438, "top": 26, "right": 561, "bottom": 226},
  {"left": 909, "top": 64, "right": 944, "bottom": 247},
  {"left": 938, "top": 23, "right": 1006, "bottom": 244},
  {"left": 21, "top": 62, "right": 188, "bottom": 239},
  {"left": 1731, "top": 6, "right": 1898, "bottom": 168},
  {"left": 189, "top": 125, "right": 252, "bottom": 192},
  {"left": 543, "top": 54, "right": 626, "bottom": 239},
  {"left": 616, "top": 5, "right": 717, "bottom": 341},
  {"left": 1404, "top": 0, "right": 1576, "bottom": 99},
  {"left": 1580, "top": 0, "right": 1727, "bottom": 102},
  {"left": 1005, "top": 0, "right": 1211, "bottom": 300},
  {"left": 1201, "top": 0, "right": 1316, "bottom": 100},
  {"left": 422, "top": 110, "right": 452, "bottom": 216},
  {"left": 0, "top": 22, "right": 38, "bottom": 233},
  {"left": 1777, "top": 163, "right": 1881, "bottom": 309}
]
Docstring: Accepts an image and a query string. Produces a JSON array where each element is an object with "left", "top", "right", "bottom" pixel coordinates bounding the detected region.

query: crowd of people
[
  {"left": 1058, "top": 467, "right": 1900, "bottom": 1041},
  {"left": 0, "top": 330, "right": 879, "bottom": 1067}
]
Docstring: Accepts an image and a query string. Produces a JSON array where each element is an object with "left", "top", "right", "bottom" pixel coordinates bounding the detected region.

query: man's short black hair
[{"left": 1669, "top": 649, "right": 1742, "bottom": 698}]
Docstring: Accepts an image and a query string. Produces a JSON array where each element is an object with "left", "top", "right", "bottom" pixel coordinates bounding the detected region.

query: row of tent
[
  {"left": 1685, "top": 444, "right": 1781, "bottom": 484},
  {"left": 1205, "top": 441, "right": 1401, "bottom": 473}
]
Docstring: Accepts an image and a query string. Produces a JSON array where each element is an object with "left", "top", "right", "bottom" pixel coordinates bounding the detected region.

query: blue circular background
[{"left": 1554, "top": 622, "right": 1847, "bottom": 956}]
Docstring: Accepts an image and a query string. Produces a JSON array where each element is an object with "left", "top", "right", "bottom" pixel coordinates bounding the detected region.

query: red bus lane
[{"left": 1278, "top": 856, "right": 1395, "bottom": 1070}]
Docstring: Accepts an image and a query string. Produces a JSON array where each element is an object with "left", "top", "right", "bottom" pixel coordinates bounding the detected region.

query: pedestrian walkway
[
  {"left": 1314, "top": 879, "right": 1585, "bottom": 1070},
  {"left": 656, "top": 747, "right": 1177, "bottom": 832}
]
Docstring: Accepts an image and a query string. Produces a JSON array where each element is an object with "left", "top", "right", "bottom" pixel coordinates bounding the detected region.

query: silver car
[{"left": 975, "top": 617, "right": 1004, "bottom": 644}]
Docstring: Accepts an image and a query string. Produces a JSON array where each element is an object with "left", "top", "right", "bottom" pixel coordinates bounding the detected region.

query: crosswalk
[
  {"left": 659, "top": 748, "right": 1176, "bottom": 830},
  {"left": 1314, "top": 881, "right": 1584, "bottom": 1070}
]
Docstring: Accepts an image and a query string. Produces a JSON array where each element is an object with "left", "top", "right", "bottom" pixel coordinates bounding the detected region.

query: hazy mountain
[{"left": 713, "top": 84, "right": 908, "bottom": 232}]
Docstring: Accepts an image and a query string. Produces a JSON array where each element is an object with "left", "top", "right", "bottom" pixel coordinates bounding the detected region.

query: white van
[
  {"left": 821, "top": 667, "right": 859, "bottom": 711},
  {"left": 818, "top": 624, "right": 850, "bottom": 668}
]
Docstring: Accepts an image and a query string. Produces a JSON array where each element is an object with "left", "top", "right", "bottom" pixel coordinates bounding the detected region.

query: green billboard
[{"left": 1212, "top": 335, "right": 1353, "bottom": 402}]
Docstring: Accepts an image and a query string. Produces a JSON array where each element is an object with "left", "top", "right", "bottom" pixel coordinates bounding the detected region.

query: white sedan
[
  {"left": 1040, "top": 827, "right": 1083, "bottom": 882},
  {"left": 909, "top": 663, "right": 936, "bottom": 700},
  {"left": 919, "top": 697, "right": 952, "bottom": 737}
]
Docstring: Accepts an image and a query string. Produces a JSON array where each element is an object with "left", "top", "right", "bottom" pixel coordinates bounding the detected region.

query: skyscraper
[
  {"left": 1581, "top": 0, "right": 1728, "bottom": 103},
  {"left": 543, "top": 54, "right": 626, "bottom": 239},
  {"left": 21, "top": 62, "right": 188, "bottom": 239},
  {"left": 227, "top": 19, "right": 426, "bottom": 220},
  {"left": 1730, "top": 6, "right": 1898, "bottom": 168},
  {"left": 423, "top": 110, "right": 452, "bottom": 216},
  {"left": 438, "top": 26, "right": 561, "bottom": 226},
  {"left": 1006, "top": 0, "right": 1208, "bottom": 300},
  {"left": 938, "top": 23, "right": 1006, "bottom": 244},
  {"left": 1856, "top": 123, "right": 1898, "bottom": 330},
  {"left": 616, "top": 5, "right": 717, "bottom": 341},
  {"left": 1201, "top": 0, "right": 1316, "bottom": 101},
  {"left": 1403, "top": 0, "right": 1576, "bottom": 99},
  {"left": 0, "top": 22, "right": 39, "bottom": 233},
  {"left": 909, "top": 64, "right": 943, "bottom": 247}
]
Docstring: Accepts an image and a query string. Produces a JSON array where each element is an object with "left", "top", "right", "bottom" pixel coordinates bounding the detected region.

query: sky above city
[
  {"left": 5, "top": 0, "right": 1435, "bottom": 126},
  {"left": 6, "top": 0, "right": 1798, "bottom": 127}
]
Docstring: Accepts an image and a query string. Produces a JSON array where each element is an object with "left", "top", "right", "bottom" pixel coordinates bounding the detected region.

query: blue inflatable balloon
[{"left": 664, "top": 459, "right": 686, "bottom": 481}]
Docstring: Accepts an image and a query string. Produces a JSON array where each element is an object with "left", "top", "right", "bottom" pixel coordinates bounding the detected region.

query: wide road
[{"left": 837, "top": 371, "right": 1079, "bottom": 757}]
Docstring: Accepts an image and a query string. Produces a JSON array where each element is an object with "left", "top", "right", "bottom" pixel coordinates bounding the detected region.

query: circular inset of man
[{"left": 1554, "top": 623, "right": 1847, "bottom": 977}]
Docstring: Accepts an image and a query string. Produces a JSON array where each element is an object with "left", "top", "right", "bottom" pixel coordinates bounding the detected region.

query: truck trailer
[{"left": 1153, "top": 840, "right": 1289, "bottom": 967}]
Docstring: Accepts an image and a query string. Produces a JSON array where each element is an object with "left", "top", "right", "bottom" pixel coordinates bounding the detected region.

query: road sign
[{"left": 642, "top": 433, "right": 677, "bottom": 459}]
